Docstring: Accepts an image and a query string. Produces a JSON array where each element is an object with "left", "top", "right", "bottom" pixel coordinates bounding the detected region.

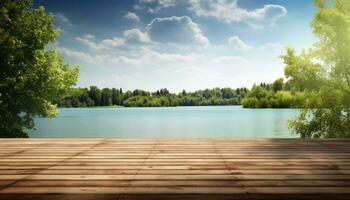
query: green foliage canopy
[
  {"left": 241, "top": 79, "right": 304, "bottom": 108},
  {"left": 0, "top": 0, "right": 79, "bottom": 137},
  {"left": 56, "top": 87, "right": 248, "bottom": 108},
  {"left": 282, "top": 0, "right": 350, "bottom": 138}
]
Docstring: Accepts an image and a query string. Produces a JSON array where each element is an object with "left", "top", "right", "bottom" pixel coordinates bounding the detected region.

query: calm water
[{"left": 28, "top": 106, "right": 299, "bottom": 138}]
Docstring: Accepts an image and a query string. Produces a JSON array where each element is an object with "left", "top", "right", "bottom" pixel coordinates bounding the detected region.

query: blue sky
[{"left": 33, "top": 0, "right": 317, "bottom": 92}]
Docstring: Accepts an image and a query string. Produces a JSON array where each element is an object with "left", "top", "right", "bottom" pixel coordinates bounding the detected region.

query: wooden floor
[{"left": 0, "top": 138, "right": 350, "bottom": 200}]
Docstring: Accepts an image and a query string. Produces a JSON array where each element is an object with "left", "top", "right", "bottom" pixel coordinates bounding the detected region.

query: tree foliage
[
  {"left": 282, "top": 0, "right": 350, "bottom": 138},
  {"left": 55, "top": 87, "right": 248, "bottom": 107},
  {"left": 241, "top": 79, "right": 305, "bottom": 108},
  {"left": 0, "top": 0, "right": 79, "bottom": 137}
]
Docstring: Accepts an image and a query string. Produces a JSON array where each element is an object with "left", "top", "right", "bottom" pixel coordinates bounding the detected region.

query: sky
[{"left": 33, "top": 0, "right": 317, "bottom": 92}]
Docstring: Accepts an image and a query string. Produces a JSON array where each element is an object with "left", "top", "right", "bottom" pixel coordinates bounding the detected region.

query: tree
[
  {"left": 272, "top": 78, "right": 284, "bottom": 92},
  {"left": 221, "top": 88, "right": 235, "bottom": 99},
  {"left": 101, "top": 88, "right": 112, "bottom": 106},
  {"left": 281, "top": 0, "right": 350, "bottom": 138},
  {"left": 112, "top": 88, "right": 120, "bottom": 106},
  {"left": 0, "top": 0, "right": 79, "bottom": 137},
  {"left": 88, "top": 86, "right": 101, "bottom": 106},
  {"left": 203, "top": 89, "right": 212, "bottom": 99},
  {"left": 247, "top": 86, "right": 268, "bottom": 100},
  {"left": 241, "top": 81, "right": 298, "bottom": 109},
  {"left": 181, "top": 90, "right": 187, "bottom": 96},
  {"left": 241, "top": 86, "right": 269, "bottom": 108}
]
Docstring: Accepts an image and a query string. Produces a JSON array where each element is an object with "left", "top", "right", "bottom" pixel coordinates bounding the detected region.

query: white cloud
[
  {"left": 124, "top": 12, "right": 140, "bottom": 21},
  {"left": 123, "top": 28, "right": 150, "bottom": 44},
  {"left": 58, "top": 46, "right": 142, "bottom": 65},
  {"left": 135, "top": 0, "right": 177, "bottom": 13},
  {"left": 104, "top": 55, "right": 142, "bottom": 65},
  {"left": 228, "top": 36, "right": 252, "bottom": 50},
  {"left": 136, "top": 0, "right": 287, "bottom": 27},
  {"left": 189, "top": 0, "right": 244, "bottom": 22},
  {"left": 76, "top": 34, "right": 125, "bottom": 50},
  {"left": 76, "top": 17, "right": 208, "bottom": 50},
  {"left": 153, "top": 0, "right": 176, "bottom": 8},
  {"left": 138, "top": 0, "right": 175, "bottom": 6},
  {"left": 84, "top": 34, "right": 95, "bottom": 40},
  {"left": 245, "top": 5, "right": 288, "bottom": 27},
  {"left": 101, "top": 38, "right": 125, "bottom": 48},
  {"left": 57, "top": 41, "right": 199, "bottom": 67},
  {"left": 190, "top": 1, "right": 287, "bottom": 27},
  {"left": 76, "top": 35, "right": 105, "bottom": 50},
  {"left": 57, "top": 47, "right": 95, "bottom": 63},
  {"left": 76, "top": 33, "right": 131, "bottom": 50},
  {"left": 146, "top": 16, "right": 209, "bottom": 46},
  {"left": 76, "top": 30, "right": 150, "bottom": 50}
]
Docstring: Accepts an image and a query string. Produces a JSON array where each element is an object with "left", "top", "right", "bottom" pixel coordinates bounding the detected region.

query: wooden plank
[
  {"left": 5, "top": 155, "right": 349, "bottom": 159},
  {"left": 0, "top": 174, "right": 345, "bottom": 180},
  {"left": 2, "top": 169, "right": 350, "bottom": 175},
  {"left": 3, "top": 186, "right": 343, "bottom": 195},
  {"left": 0, "top": 138, "right": 349, "bottom": 200},
  {"left": 11, "top": 180, "right": 350, "bottom": 187}
]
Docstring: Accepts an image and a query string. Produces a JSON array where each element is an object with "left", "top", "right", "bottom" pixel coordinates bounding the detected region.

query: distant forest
[
  {"left": 54, "top": 87, "right": 249, "bottom": 107},
  {"left": 55, "top": 78, "right": 306, "bottom": 108}
]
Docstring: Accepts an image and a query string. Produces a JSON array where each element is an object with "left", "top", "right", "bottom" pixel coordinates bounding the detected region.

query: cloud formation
[
  {"left": 135, "top": 0, "right": 177, "bottom": 13},
  {"left": 146, "top": 16, "right": 209, "bottom": 46},
  {"left": 135, "top": 0, "right": 287, "bottom": 27},
  {"left": 189, "top": 0, "right": 287, "bottom": 26},
  {"left": 76, "top": 16, "right": 207, "bottom": 48},
  {"left": 228, "top": 36, "right": 252, "bottom": 51},
  {"left": 124, "top": 11, "right": 140, "bottom": 21},
  {"left": 123, "top": 28, "right": 150, "bottom": 44},
  {"left": 76, "top": 34, "right": 125, "bottom": 50}
]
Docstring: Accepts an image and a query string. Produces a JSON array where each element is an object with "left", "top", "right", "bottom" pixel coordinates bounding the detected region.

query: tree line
[
  {"left": 241, "top": 78, "right": 306, "bottom": 108},
  {"left": 54, "top": 87, "right": 248, "bottom": 107}
]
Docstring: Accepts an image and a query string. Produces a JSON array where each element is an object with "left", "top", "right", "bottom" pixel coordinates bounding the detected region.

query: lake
[{"left": 28, "top": 106, "right": 299, "bottom": 138}]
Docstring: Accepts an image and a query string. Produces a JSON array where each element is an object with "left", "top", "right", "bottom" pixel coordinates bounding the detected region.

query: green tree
[
  {"left": 272, "top": 78, "right": 284, "bottom": 92},
  {"left": 221, "top": 88, "right": 235, "bottom": 99},
  {"left": 0, "top": 0, "right": 79, "bottom": 137},
  {"left": 101, "top": 88, "right": 112, "bottom": 106},
  {"left": 241, "top": 97, "right": 259, "bottom": 108},
  {"left": 282, "top": 0, "right": 350, "bottom": 138},
  {"left": 111, "top": 88, "right": 121, "bottom": 106},
  {"left": 247, "top": 86, "right": 268, "bottom": 100},
  {"left": 88, "top": 86, "right": 101, "bottom": 106},
  {"left": 273, "top": 91, "right": 293, "bottom": 108}
]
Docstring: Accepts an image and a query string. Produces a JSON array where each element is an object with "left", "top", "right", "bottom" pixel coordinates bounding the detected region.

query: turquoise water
[{"left": 28, "top": 106, "right": 299, "bottom": 138}]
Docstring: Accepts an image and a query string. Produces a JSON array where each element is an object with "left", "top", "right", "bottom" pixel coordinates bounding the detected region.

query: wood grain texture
[{"left": 0, "top": 138, "right": 349, "bottom": 199}]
